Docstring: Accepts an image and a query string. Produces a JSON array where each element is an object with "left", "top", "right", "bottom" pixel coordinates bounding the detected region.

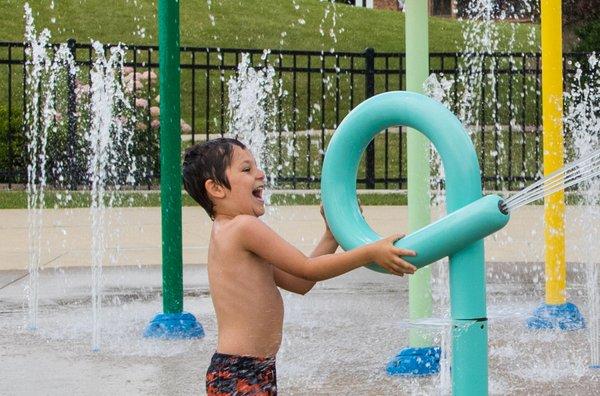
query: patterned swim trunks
[{"left": 206, "top": 352, "right": 277, "bottom": 396}]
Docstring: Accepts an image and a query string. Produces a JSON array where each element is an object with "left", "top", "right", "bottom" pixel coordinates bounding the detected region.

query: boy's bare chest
[{"left": 208, "top": 239, "right": 282, "bottom": 302}]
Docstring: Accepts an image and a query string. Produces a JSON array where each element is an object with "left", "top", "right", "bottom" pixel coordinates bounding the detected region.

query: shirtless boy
[{"left": 182, "top": 137, "right": 417, "bottom": 395}]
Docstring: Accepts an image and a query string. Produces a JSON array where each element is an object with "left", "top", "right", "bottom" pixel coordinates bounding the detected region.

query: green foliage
[
  {"left": 574, "top": 19, "right": 600, "bottom": 52},
  {"left": 0, "top": 104, "right": 25, "bottom": 182},
  {"left": 563, "top": 0, "right": 600, "bottom": 27}
]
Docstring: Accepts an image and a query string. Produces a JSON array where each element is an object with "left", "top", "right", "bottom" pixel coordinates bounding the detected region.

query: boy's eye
[{"left": 242, "top": 168, "right": 250, "bottom": 172}]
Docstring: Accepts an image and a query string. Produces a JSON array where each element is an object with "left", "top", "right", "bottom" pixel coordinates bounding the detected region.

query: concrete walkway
[{"left": 0, "top": 204, "right": 598, "bottom": 272}]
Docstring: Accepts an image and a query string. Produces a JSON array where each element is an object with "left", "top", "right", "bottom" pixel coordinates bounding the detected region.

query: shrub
[
  {"left": 0, "top": 104, "right": 26, "bottom": 183},
  {"left": 563, "top": 0, "right": 600, "bottom": 27},
  {"left": 575, "top": 19, "right": 600, "bottom": 52}
]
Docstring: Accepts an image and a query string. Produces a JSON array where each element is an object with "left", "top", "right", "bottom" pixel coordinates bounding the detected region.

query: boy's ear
[{"left": 205, "top": 179, "right": 226, "bottom": 200}]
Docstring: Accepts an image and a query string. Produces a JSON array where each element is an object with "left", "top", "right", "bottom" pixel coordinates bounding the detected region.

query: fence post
[
  {"left": 7, "top": 45, "right": 13, "bottom": 188},
  {"left": 364, "top": 47, "right": 376, "bottom": 189},
  {"left": 67, "top": 38, "right": 78, "bottom": 190}
]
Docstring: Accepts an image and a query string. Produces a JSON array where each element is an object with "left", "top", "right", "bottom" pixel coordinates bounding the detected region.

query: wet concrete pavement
[{"left": 1, "top": 205, "right": 599, "bottom": 394}]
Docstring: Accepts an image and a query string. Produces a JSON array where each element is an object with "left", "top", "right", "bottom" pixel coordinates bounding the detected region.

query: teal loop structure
[
  {"left": 322, "top": 91, "right": 483, "bottom": 250},
  {"left": 321, "top": 91, "right": 511, "bottom": 395}
]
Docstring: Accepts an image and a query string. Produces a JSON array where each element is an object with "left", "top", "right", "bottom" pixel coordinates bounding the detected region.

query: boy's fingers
[
  {"left": 388, "top": 233, "right": 406, "bottom": 243},
  {"left": 386, "top": 265, "right": 402, "bottom": 276},
  {"left": 394, "top": 257, "right": 417, "bottom": 273},
  {"left": 393, "top": 261, "right": 412, "bottom": 275},
  {"left": 395, "top": 247, "right": 416, "bottom": 257},
  {"left": 384, "top": 262, "right": 404, "bottom": 276}
]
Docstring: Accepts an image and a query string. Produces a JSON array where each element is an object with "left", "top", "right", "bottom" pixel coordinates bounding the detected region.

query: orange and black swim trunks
[{"left": 206, "top": 352, "right": 277, "bottom": 396}]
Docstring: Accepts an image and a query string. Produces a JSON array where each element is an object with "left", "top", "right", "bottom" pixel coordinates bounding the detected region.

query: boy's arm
[
  {"left": 235, "top": 215, "right": 416, "bottom": 282},
  {"left": 273, "top": 230, "right": 339, "bottom": 295}
]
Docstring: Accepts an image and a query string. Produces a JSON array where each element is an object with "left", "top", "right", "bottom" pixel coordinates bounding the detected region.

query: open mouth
[{"left": 252, "top": 185, "right": 264, "bottom": 201}]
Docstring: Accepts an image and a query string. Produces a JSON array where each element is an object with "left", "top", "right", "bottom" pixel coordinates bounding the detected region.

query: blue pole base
[
  {"left": 386, "top": 346, "right": 441, "bottom": 376},
  {"left": 526, "top": 302, "right": 586, "bottom": 331},
  {"left": 144, "top": 312, "right": 205, "bottom": 339}
]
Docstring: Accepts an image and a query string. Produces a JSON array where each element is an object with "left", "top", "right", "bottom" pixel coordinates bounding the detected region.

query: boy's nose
[{"left": 257, "top": 169, "right": 266, "bottom": 180}]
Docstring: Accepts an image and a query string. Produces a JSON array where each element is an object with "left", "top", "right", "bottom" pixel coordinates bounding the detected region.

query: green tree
[
  {"left": 574, "top": 20, "right": 600, "bottom": 52},
  {"left": 563, "top": 0, "right": 600, "bottom": 26},
  {"left": 562, "top": 0, "right": 600, "bottom": 51}
]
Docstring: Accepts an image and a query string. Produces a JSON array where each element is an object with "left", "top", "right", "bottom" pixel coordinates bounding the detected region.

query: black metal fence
[{"left": 0, "top": 41, "right": 590, "bottom": 190}]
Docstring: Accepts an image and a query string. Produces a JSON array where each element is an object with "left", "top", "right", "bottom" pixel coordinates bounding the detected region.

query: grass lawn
[
  {"left": 0, "top": 1, "right": 539, "bottom": 125},
  {"left": 0, "top": 0, "right": 543, "bottom": 193},
  {"left": 0, "top": 189, "right": 408, "bottom": 209},
  {"left": 1, "top": 188, "right": 589, "bottom": 210},
  {"left": 0, "top": 0, "right": 541, "bottom": 130},
  {"left": 0, "top": 0, "right": 538, "bottom": 52}
]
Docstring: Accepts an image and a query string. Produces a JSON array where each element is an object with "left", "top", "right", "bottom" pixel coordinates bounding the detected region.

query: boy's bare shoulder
[
  {"left": 213, "top": 216, "right": 277, "bottom": 255},
  {"left": 221, "top": 215, "right": 267, "bottom": 238},
  {"left": 229, "top": 214, "right": 263, "bottom": 229}
]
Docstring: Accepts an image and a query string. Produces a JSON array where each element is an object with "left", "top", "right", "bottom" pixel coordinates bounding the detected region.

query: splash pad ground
[{"left": 1, "top": 205, "right": 599, "bottom": 394}]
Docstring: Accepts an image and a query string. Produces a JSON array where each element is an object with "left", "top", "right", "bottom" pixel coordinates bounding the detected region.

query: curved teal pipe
[
  {"left": 393, "top": 194, "right": 509, "bottom": 269},
  {"left": 344, "top": 194, "right": 509, "bottom": 273},
  {"left": 321, "top": 91, "right": 486, "bottom": 317},
  {"left": 321, "top": 91, "right": 497, "bottom": 395}
]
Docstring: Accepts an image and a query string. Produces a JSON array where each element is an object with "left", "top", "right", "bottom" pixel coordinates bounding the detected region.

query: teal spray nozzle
[{"left": 367, "top": 194, "right": 510, "bottom": 272}]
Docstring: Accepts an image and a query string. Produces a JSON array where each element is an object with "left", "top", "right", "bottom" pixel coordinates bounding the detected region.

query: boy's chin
[{"left": 251, "top": 201, "right": 266, "bottom": 216}]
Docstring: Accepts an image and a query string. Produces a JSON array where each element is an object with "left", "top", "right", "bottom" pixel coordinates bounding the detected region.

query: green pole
[
  {"left": 144, "top": 0, "right": 203, "bottom": 339},
  {"left": 406, "top": 0, "right": 433, "bottom": 348},
  {"left": 159, "top": 0, "right": 183, "bottom": 314}
]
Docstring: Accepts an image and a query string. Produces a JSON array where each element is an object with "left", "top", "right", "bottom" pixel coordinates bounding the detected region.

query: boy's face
[{"left": 222, "top": 146, "right": 266, "bottom": 217}]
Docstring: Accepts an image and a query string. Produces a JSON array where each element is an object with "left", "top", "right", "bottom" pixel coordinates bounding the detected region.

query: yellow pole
[{"left": 541, "top": 0, "right": 566, "bottom": 305}]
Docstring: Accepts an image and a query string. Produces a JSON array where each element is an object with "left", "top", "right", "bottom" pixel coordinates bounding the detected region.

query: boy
[{"left": 183, "top": 138, "right": 417, "bottom": 396}]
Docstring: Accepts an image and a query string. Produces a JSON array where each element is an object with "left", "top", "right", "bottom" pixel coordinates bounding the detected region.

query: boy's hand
[
  {"left": 319, "top": 204, "right": 334, "bottom": 236},
  {"left": 368, "top": 233, "right": 417, "bottom": 276},
  {"left": 320, "top": 201, "right": 364, "bottom": 235}
]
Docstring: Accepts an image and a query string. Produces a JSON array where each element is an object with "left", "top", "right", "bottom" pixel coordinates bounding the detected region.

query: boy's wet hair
[{"left": 183, "top": 137, "right": 247, "bottom": 220}]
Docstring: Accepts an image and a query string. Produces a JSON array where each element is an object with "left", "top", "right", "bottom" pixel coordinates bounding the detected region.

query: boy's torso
[{"left": 207, "top": 217, "right": 284, "bottom": 358}]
